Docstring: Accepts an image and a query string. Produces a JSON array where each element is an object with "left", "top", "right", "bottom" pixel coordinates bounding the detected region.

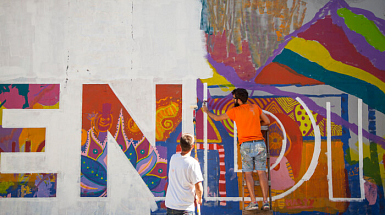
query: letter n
[{"left": 81, "top": 84, "right": 182, "bottom": 197}]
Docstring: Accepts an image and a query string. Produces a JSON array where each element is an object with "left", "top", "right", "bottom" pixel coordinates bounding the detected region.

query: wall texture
[{"left": 0, "top": 0, "right": 385, "bottom": 214}]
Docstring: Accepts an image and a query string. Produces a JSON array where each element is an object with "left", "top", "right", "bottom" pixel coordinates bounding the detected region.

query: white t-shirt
[{"left": 165, "top": 153, "right": 203, "bottom": 211}]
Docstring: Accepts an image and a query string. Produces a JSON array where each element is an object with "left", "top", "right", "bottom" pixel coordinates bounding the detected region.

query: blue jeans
[
  {"left": 240, "top": 140, "right": 267, "bottom": 172},
  {"left": 166, "top": 208, "right": 194, "bottom": 215}
]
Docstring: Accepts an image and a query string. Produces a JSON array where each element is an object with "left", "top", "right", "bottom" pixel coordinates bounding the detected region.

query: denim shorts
[{"left": 240, "top": 140, "right": 267, "bottom": 172}]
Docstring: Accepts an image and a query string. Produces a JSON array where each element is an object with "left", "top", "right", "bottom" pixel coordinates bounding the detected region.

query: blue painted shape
[
  {"left": 142, "top": 175, "right": 161, "bottom": 190},
  {"left": 125, "top": 142, "right": 137, "bottom": 168},
  {"left": 80, "top": 188, "right": 106, "bottom": 197},
  {"left": 81, "top": 155, "right": 107, "bottom": 186}
]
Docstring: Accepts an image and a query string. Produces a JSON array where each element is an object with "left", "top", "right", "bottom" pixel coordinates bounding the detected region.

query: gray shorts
[{"left": 240, "top": 140, "right": 267, "bottom": 172}]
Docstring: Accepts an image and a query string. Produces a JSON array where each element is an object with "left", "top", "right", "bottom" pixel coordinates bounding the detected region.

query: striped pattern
[
  {"left": 176, "top": 143, "right": 227, "bottom": 206},
  {"left": 274, "top": 48, "right": 385, "bottom": 114}
]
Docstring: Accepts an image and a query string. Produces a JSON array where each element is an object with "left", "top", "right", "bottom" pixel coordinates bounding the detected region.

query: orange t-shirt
[{"left": 226, "top": 104, "right": 264, "bottom": 145}]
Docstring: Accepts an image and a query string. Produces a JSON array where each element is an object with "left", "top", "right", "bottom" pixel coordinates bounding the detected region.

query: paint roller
[{"left": 190, "top": 104, "right": 201, "bottom": 215}]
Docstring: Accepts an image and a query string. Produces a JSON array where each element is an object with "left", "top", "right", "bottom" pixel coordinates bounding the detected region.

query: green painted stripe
[
  {"left": 337, "top": 8, "right": 385, "bottom": 52},
  {"left": 273, "top": 48, "right": 385, "bottom": 114}
]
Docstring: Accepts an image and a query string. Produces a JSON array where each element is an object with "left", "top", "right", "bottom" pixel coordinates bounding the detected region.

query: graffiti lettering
[{"left": 285, "top": 198, "right": 315, "bottom": 209}]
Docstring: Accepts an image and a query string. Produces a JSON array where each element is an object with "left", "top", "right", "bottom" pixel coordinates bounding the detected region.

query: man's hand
[
  {"left": 195, "top": 182, "right": 203, "bottom": 205},
  {"left": 201, "top": 105, "right": 208, "bottom": 114},
  {"left": 260, "top": 112, "right": 270, "bottom": 126},
  {"left": 201, "top": 104, "right": 229, "bottom": 121},
  {"left": 195, "top": 196, "right": 202, "bottom": 205}
]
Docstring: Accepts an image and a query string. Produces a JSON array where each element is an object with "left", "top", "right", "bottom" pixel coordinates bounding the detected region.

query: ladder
[{"left": 241, "top": 126, "right": 272, "bottom": 213}]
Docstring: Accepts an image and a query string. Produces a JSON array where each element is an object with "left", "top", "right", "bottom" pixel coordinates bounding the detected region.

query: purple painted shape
[
  {"left": 0, "top": 126, "right": 23, "bottom": 152},
  {"left": 136, "top": 150, "right": 157, "bottom": 177},
  {"left": 80, "top": 176, "right": 106, "bottom": 192},
  {"left": 98, "top": 132, "right": 107, "bottom": 143},
  {"left": 34, "top": 174, "right": 54, "bottom": 197},
  {"left": 197, "top": 79, "right": 204, "bottom": 103},
  {"left": 97, "top": 144, "right": 108, "bottom": 168},
  {"left": 199, "top": 55, "right": 256, "bottom": 102},
  {"left": 197, "top": 77, "right": 228, "bottom": 107},
  {"left": 155, "top": 145, "right": 167, "bottom": 160},
  {"left": 152, "top": 178, "right": 167, "bottom": 196},
  {"left": 207, "top": 54, "right": 244, "bottom": 86}
]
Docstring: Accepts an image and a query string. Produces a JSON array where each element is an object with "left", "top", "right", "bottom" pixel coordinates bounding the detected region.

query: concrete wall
[{"left": 0, "top": 0, "right": 385, "bottom": 214}]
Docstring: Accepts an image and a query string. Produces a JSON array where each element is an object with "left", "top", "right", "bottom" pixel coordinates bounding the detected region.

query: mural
[
  {"left": 81, "top": 84, "right": 182, "bottom": 198},
  {"left": 1, "top": 0, "right": 384, "bottom": 214},
  {"left": 0, "top": 84, "right": 59, "bottom": 198},
  {"left": 150, "top": 0, "right": 385, "bottom": 214}
]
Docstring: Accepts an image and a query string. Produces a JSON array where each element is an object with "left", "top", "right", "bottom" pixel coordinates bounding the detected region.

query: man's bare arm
[
  {"left": 195, "top": 181, "right": 203, "bottom": 205},
  {"left": 201, "top": 105, "right": 229, "bottom": 121},
  {"left": 260, "top": 112, "right": 270, "bottom": 126}
]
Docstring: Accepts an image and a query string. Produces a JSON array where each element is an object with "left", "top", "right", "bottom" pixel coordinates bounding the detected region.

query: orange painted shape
[
  {"left": 82, "top": 84, "right": 144, "bottom": 140},
  {"left": 255, "top": 62, "right": 325, "bottom": 85},
  {"left": 271, "top": 113, "right": 303, "bottom": 178},
  {"left": 277, "top": 140, "right": 348, "bottom": 213},
  {"left": 155, "top": 85, "right": 182, "bottom": 142},
  {"left": 18, "top": 128, "right": 46, "bottom": 152}
]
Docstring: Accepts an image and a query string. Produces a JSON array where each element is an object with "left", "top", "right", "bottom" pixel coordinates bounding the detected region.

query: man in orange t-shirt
[{"left": 202, "top": 88, "right": 270, "bottom": 210}]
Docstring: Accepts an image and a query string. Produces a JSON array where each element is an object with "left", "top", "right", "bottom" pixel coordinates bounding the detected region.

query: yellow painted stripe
[
  {"left": 201, "top": 60, "right": 235, "bottom": 92},
  {"left": 0, "top": 105, "right": 6, "bottom": 126},
  {"left": 43, "top": 102, "right": 60, "bottom": 109},
  {"left": 285, "top": 37, "right": 385, "bottom": 94}
]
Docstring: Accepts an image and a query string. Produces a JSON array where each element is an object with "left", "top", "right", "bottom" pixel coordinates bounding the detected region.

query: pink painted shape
[
  {"left": 0, "top": 84, "right": 60, "bottom": 109},
  {"left": 0, "top": 193, "right": 12, "bottom": 198},
  {"left": 270, "top": 156, "right": 295, "bottom": 190},
  {"left": 365, "top": 180, "right": 377, "bottom": 205},
  {"left": 103, "top": 155, "right": 107, "bottom": 166},
  {"left": 195, "top": 109, "right": 220, "bottom": 141},
  {"left": 29, "top": 84, "right": 60, "bottom": 106},
  {"left": 0, "top": 87, "right": 26, "bottom": 109}
]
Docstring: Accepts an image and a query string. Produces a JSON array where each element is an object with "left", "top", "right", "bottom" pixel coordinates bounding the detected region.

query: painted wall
[{"left": 0, "top": 0, "right": 385, "bottom": 214}]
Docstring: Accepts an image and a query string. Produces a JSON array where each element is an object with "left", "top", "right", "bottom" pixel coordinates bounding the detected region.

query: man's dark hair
[
  {"left": 180, "top": 133, "right": 194, "bottom": 152},
  {"left": 231, "top": 88, "right": 248, "bottom": 104}
]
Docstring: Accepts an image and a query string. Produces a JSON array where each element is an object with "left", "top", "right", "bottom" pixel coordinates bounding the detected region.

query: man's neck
[{"left": 181, "top": 151, "right": 191, "bottom": 156}]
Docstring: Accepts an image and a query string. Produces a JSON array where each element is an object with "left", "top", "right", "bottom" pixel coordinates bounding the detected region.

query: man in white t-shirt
[{"left": 165, "top": 133, "right": 203, "bottom": 215}]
